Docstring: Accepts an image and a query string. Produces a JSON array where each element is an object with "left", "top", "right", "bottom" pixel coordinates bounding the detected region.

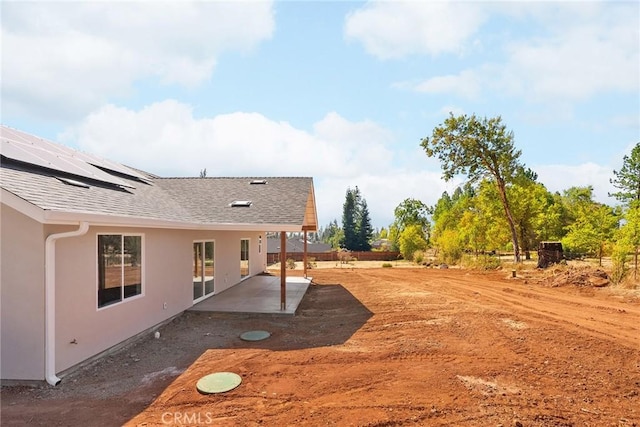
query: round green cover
[
  {"left": 240, "top": 330, "right": 271, "bottom": 341},
  {"left": 196, "top": 372, "right": 242, "bottom": 394}
]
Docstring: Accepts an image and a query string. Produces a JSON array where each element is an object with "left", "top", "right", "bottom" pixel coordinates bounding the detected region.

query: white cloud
[
  {"left": 319, "top": 171, "right": 457, "bottom": 228},
  {"left": 60, "top": 101, "right": 409, "bottom": 227},
  {"left": 395, "top": 70, "right": 481, "bottom": 100},
  {"left": 535, "top": 162, "right": 615, "bottom": 205},
  {"left": 499, "top": 4, "right": 639, "bottom": 103},
  {"left": 378, "top": 2, "right": 638, "bottom": 109},
  {"left": 1, "top": 2, "right": 274, "bottom": 120},
  {"left": 58, "top": 100, "right": 623, "bottom": 227},
  {"left": 344, "top": 1, "right": 486, "bottom": 59}
]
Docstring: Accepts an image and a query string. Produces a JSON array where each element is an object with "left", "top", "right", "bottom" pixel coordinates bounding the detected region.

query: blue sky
[{"left": 2, "top": 1, "right": 638, "bottom": 229}]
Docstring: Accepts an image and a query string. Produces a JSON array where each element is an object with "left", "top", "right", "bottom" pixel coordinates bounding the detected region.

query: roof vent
[
  {"left": 230, "top": 200, "right": 252, "bottom": 207},
  {"left": 249, "top": 179, "right": 268, "bottom": 185}
]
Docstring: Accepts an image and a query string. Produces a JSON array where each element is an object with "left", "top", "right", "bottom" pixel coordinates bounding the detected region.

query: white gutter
[{"left": 44, "top": 221, "right": 89, "bottom": 386}]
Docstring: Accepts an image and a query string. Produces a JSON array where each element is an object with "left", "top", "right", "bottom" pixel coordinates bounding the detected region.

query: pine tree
[
  {"left": 611, "top": 143, "right": 640, "bottom": 206},
  {"left": 341, "top": 187, "right": 373, "bottom": 251},
  {"left": 357, "top": 199, "right": 373, "bottom": 251},
  {"left": 341, "top": 188, "right": 358, "bottom": 250}
]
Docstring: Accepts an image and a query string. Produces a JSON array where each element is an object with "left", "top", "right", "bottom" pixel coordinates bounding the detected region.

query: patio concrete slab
[{"left": 189, "top": 274, "right": 311, "bottom": 315}]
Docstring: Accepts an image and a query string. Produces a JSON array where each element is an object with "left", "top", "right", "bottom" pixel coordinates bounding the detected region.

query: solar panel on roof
[
  {"left": 0, "top": 126, "right": 146, "bottom": 188},
  {"left": 56, "top": 177, "right": 90, "bottom": 188},
  {"left": 66, "top": 149, "right": 151, "bottom": 183},
  {"left": 1, "top": 138, "right": 134, "bottom": 188}
]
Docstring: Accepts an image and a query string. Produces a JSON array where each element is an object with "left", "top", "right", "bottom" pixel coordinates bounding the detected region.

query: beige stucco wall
[
  {"left": 53, "top": 227, "right": 266, "bottom": 374},
  {"left": 0, "top": 205, "right": 46, "bottom": 380},
  {"left": 1, "top": 212, "right": 268, "bottom": 380}
]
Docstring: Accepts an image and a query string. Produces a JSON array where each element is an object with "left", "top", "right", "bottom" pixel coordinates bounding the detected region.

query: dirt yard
[{"left": 2, "top": 267, "right": 639, "bottom": 426}]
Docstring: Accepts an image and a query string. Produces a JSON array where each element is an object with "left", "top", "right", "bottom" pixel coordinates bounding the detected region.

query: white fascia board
[
  {"left": 1, "top": 188, "right": 46, "bottom": 222},
  {"left": 40, "top": 210, "right": 303, "bottom": 232}
]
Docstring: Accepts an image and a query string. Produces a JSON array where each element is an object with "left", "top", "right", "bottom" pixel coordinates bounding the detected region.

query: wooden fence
[{"left": 267, "top": 251, "right": 401, "bottom": 265}]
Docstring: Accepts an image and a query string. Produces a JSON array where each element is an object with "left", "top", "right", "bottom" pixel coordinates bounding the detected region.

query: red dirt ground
[{"left": 2, "top": 267, "right": 639, "bottom": 426}]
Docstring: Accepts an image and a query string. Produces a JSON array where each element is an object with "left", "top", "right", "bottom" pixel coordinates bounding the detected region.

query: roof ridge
[{"left": 156, "top": 176, "right": 313, "bottom": 180}]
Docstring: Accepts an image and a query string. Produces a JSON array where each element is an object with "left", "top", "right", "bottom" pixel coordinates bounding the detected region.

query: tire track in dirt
[
  {"left": 5, "top": 267, "right": 639, "bottom": 427},
  {"left": 421, "top": 272, "right": 640, "bottom": 349},
  {"left": 359, "top": 268, "right": 639, "bottom": 348}
]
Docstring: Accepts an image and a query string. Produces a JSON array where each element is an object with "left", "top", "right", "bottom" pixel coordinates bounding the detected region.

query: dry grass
[{"left": 267, "top": 259, "right": 419, "bottom": 271}]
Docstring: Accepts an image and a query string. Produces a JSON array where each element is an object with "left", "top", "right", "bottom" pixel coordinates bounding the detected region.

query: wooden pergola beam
[{"left": 303, "top": 230, "right": 308, "bottom": 278}]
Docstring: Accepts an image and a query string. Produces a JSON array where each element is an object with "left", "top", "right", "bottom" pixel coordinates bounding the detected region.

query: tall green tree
[
  {"left": 474, "top": 179, "right": 512, "bottom": 251},
  {"left": 430, "top": 186, "right": 476, "bottom": 262},
  {"left": 421, "top": 114, "right": 524, "bottom": 262},
  {"left": 535, "top": 191, "right": 568, "bottom": 242},
  {"left": 610, "top": 143, "right": 640, "bottom": 206},
  {"left": 329, "top": 228, "right": 345, "bottom": 250},
  {"left": 398, "top": 224, "right": 428, "bottom": 261},
  {"left": 391, "top": 198, "right": 431, "bottom": 249},
  {"left": 432, "top": 191, "right": 453, "bottom": 226},
  {"left": 320, "top": 219, "right": 343, "bottom": 249},
  {"left": 508, "top": 168, "right": 549, "bottom": 259},
  {"left": 357, "top": 199, "right": 373, "bottom": 251},
  {"left": 616, "top": 203, "right": 640, "bottom": 279},
  {"left": 562, "top": 192, "right": 620, "bottom": 265},
  {"left": 393, "top": 198, "right": 431, "bottom": 231},
  {"left": 341, "top": 188, "right": 358, "bottom": 250},
  {"left": 341, "top": 186, "right": 373, "bottom": 251},
  {"left": 458, "top": 208, "right": 489, "bottom": 255}
]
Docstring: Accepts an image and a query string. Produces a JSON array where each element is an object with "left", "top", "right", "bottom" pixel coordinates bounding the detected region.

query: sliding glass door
[
  {"left": 193, "top": 241, "right": 215, "bottom": 301},
  {"left": 240, "top": 238, "right": 250, "bottom": 279}
]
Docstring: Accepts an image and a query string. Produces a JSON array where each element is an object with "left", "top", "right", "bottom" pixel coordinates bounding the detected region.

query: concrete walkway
[{"left": 189, "top": 274, "right": 312, "bottom": 315}]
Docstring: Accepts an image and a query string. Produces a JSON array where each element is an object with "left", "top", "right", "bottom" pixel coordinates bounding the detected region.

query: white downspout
[{"left": 44, "top": 221, "right": 89, "bottom": 386}]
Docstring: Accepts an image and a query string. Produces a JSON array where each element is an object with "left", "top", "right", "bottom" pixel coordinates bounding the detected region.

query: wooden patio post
[
  {"left": 280, "top": 231, "right": 286, "bottom": 311},
  {"left": 303, "top": 230, "right": 308, "bottom": 278}
]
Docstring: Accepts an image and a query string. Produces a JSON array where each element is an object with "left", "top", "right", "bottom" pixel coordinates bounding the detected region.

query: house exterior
[{"left": 0, "top": 125, "right": 318, "bottom": 384}]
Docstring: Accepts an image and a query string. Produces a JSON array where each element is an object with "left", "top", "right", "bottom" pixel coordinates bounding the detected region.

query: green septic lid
[
  {"left": 196, "top": 372, "right": 242, "bottom": 394},
  {"left": 240, "top": 330, "right": 271, "bottom": 341}
]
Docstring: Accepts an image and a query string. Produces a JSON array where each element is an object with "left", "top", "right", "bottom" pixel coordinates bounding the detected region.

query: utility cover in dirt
[
  {"left": 196, "top": 372, "right": 242, "bottom": 394},
  {"left": 240, "top": 330, "right": 271, "bottom": 341}
]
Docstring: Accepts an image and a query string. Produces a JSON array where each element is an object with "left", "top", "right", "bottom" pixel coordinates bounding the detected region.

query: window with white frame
[
  {"left": 240, "top": 238, "right": 250, "bottom": 279},
  {"left": 98, "top": 234, "right": 143, "bottom": 308},
  {"left": 193, "top": 241, "right": 215, "bottom": 301}
]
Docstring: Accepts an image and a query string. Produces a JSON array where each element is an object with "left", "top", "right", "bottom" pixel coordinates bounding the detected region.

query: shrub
[
  {"left": 382, "top": 262, "right": 393, "bottom": 268},
  {"left": 462, "top": 254, "right": 501, "bottom": 270},
  {"left": 436, "top": 229, "right": 463, "bottom": 265},
  {"left": 610, "top": 243, "right": 630, "bottom": 285},
  {"left": 398, "top": 224, "right": 428, "bottom": 261},
  {"left": 413, "top": 250, "right": 425, "bottom": 265},
  {"left": 306, "top": 257, "right": 317, "bottom": 269},
  {"left": 338, "top": 250, "right": 352, "bottom": 264},
  {"left": 286, "top": 258, "right": 296, "bottom": 269}
]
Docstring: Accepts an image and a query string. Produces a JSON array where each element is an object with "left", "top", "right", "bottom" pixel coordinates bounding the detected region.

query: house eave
[
  {"left": 39, "top": 209, "right": 305, "bottom": 232},
  {"left": 1, "top": 188, "right": 46, "bottom": 222}
]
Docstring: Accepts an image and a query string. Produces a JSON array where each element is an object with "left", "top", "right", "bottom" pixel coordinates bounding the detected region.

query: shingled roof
[{"left": 0, "top": 126, "right": 317, "bottom": 232}]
